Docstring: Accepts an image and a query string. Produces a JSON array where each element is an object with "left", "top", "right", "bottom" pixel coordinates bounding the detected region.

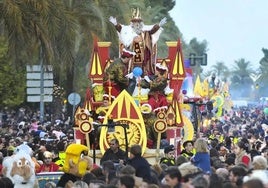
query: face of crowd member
[
  {"left": 164, "top": 173, "right": 179, "bottom": 187},
  {"left": 229, "top": 171, "right": 239, "bottom": 186},
  {"left": 8, "top": 139, "right": 16, "bottom": 147},
  {"left": 109, "top": 140, "right": 119, "bottom": 153},
  {"left": 233, "top": 144, "right": 242, "bottom": 155},
  {"left": 219, "top": 146, "right": 228, "bottom": 156},
  {"left": 185, "top": 142, "right": 194, "bottom": 152},
  {"left": 166, "top": 150, "right": 175, "bottom": 159},
  {"left": 44, "top": 155, "right": 52, "bottom": 165},
  {"left": 262, "top": 148, "right": 268, "bottom": 159}
]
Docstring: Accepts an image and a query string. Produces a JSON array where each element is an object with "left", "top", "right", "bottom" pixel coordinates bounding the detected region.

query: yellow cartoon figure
[{"left": 57, "top": 144, "right": 93, "bottom": 187}]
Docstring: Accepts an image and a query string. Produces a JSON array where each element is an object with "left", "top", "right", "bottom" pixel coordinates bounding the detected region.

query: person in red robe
[{"left": 37, "top": 151, "right": 60, "bottom": 173}]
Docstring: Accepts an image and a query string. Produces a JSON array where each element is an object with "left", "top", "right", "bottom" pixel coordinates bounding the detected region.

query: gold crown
[{"left": 131, "top": 7, "right": 142, "bottom": 21}]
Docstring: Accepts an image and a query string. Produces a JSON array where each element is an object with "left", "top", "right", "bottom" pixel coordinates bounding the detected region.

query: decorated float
[{"left": 73, "top": 9, "right": 195, "bottom": 164}]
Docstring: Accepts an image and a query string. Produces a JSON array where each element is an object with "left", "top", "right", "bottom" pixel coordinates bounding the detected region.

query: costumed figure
[
  {"left": 203, "top": 72, "right": 221, "bottom": 98},
  {"left": 92, "top": 83, "right": 104, "bottom": 102},
  {"left": 2, "top": 144, "right": 39, "bottom": 188},
  {"left": 95, "top": 94, "right": 114, "bottom": 123},
  {"left": 103, "top": 48, "right": 136, "bottom": 97},
  {"left": 109, "top": 8, "right": 167, "bottom": 75},
  {"left": 57, "top": 143, "right": 93, "bottom": 188},
  {"left": 141, "top": 104, "right": 167, "bottom": 148},
  {"left": 140, "top": 62, "right": 172, "bottom": 113}
]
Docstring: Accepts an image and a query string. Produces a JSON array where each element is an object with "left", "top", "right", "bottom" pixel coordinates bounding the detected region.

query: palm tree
[
  {"left": 210, "top": 61, "right": 231, "bottom": 84},
  {"left": 256, "top": 48, "right": 268, "bottom": 98},
  {"left": 230, "top": 58, "right": 255, "bottom": 99}
]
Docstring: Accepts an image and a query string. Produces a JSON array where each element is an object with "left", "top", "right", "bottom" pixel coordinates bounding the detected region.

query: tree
[
  {"left": 256, "top": 48, "right": 268, "bottom": 98},
  {"left": 0, "top": 37, "right": 25, "bottom": 107},
  {"left": 187, "top": 38, "right": 208, "bottom": 80},
  {"left": 229, "top": 58, "right": 255, "bottom": 99},
  {"left": 211, "top": 61, "right": 230, "bottom": 80}
]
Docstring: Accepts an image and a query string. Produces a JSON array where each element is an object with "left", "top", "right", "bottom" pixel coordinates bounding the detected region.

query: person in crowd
[
  {"left": 81, "top": 172, "right": 97, "bottom": 186},
  {"left": 251, "top": 155, "right": 267, "bottom": 170},
  {"left": 37, "top": 151, "right": 60, "bottom": 173},
  {"left": 6, "top": 138, "right": 16, "bottom": 156},
  {"left": 242, "top": 178, "right": 265, "bottom": 188},
  {"left": 0, "top": 176, "right": 14, "bottom": 188},
  {"left": 191, "top": 174, "right": 209, "bottom": 188},
  {"left": 117, "top": 165, "right": 143, "bottom": 187},
  {"left": 229, "top": 165, "right": 248, "bottom": 188},
  {"left": 118, "top": 175, "right": 135, "bottom": 188},
  {"left": 53, "top": 140, "right": 67, "bottom": 168},
  {"left": 100, "top": 138, "right": 126, "bottom": 165},
  {"left": 127, "top": 144, "right": 152, "bottom": 183},
  {"left": 101, "top": 160, "right": 116, "bottom": 183},
  {"left": 178, "top": 162, "right": 201, "bottom": 183},
  {"left": 160, "top": 144, "right": 176, "bottom": 166},
  {"left": 218, "top": 144, "right": 229, "bottom": 162},
  {"left": 191, "top": 138, "right": 211, "bottom": 174},
  {"left": 180, "top": 140, "right": 194, "bottom": 160},
  {"left": 163, "top": 166, "right": 182, "bottom": 188},
  {"left": 233, "top": 140, "right": 251, "bottom": 167}
]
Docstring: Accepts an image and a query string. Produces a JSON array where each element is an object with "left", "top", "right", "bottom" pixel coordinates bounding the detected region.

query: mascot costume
[
  {"left": 57, "top": 143, "right": 93, "bottom": 188},
  {"left": 2, "top": 143, "right": 39, "bottom": 188}
]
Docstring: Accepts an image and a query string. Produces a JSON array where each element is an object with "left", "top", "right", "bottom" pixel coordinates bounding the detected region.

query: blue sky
[{"left": 170, "top": 0, "right": 268, "bottom": 70}]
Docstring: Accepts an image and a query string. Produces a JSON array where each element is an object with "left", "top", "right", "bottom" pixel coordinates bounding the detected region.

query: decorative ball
[
  {"left": 264, "top": 107, "right": 268, "bottom": 115},
  {"left": 133, "top": 67, "right": 143, "bottom": 77},
  {"left": 182, "top": 90, "right": 187, "bottom": 95}
]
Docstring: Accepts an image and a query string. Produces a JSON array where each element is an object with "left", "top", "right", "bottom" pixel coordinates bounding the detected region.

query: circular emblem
[
  {"left": 80, "top": 112, "right": 88, "bottom": 120},
  {"left": 105, "top": 119, "right": 142, "bottom": 151},
  {"left": 79, "top": 121, "right": 92, "bottom": 134},
  {"left": 154, "top": 120, "right": 167, "bottom": 133},
  {"left": 157, "top": 111, "right": 166, "bottom": 119}
]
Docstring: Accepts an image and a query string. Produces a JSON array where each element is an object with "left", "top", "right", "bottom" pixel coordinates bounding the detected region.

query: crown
[{"left": 131, "top": 7, "right": 142, "bottom": 21}]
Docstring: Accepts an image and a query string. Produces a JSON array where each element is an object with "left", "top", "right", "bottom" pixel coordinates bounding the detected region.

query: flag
[{"left": 194, "top": 75, "right": 203, "bottom": 96}]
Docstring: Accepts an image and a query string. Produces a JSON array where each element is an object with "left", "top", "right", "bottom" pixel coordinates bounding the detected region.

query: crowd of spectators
[{"left": 0, "top": 105, "right": 268, "bottom": 188}]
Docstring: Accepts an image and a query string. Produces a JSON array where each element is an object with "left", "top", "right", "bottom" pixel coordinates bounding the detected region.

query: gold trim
[
  {"left": 166, "top": 41, "right": 178, "bottom": 47},
  {"left": 97, "top": 42, "right": 111, "bottom": 47}
]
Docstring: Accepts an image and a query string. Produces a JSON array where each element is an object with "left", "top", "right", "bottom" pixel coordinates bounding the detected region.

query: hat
[
  {"left": 164, "top": 145, "right": 175, "bottom": 154},
  {"left": 131, "top": 7, "right": 142, "bottom": 22},
  {"left": 121, "top": 48, "right": 135, "bottom": 58}
]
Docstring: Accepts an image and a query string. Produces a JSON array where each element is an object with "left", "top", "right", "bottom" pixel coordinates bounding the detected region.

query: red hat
[{"left": 121, "top": 48, "right": 135, "bottom": 58}]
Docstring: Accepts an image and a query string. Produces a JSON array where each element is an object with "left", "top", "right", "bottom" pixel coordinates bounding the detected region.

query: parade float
[{"left": 73, "top": 9, "right": 195, "bottom": 164}]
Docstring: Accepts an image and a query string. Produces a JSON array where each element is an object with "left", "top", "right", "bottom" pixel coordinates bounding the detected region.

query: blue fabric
[{"left": 191, "top": 152, "right": 211, "bottom": 174}]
